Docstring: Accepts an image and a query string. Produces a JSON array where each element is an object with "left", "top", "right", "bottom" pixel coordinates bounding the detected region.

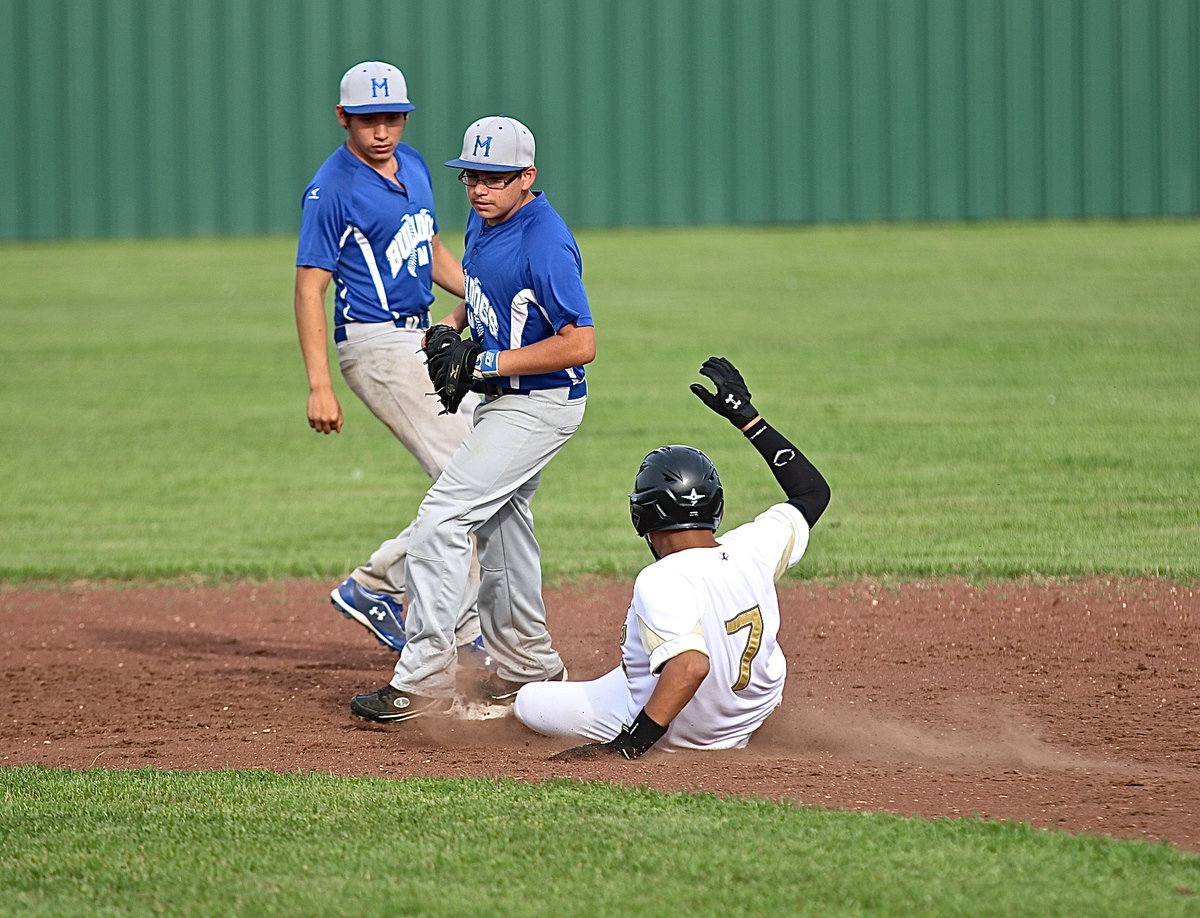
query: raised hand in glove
[
  {"left": 549, "top": 709, "right": 667, "bottom": 762},
  {"left": 689, "top": 356, "right": 759, "bottom": 428}
]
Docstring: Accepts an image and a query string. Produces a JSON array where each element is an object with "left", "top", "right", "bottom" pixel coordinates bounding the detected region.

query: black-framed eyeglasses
[{"left": 457, "top": 169, "right": 523, "bottom": 189}]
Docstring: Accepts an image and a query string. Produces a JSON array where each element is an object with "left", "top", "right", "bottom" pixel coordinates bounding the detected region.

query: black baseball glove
[
  {"left": 689, "top": 356, "right": 759, "bottom": 428},
  {"left": 423, "top": 324, "right": 460, "bottom": 382},
  {"left": 423, "top": 325, "right": 481, "bottom": 415}
]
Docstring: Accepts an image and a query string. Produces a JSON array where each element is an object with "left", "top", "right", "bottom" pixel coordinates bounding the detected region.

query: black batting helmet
[{"left": 629, "top": 445, "right": 724, "bottom": 536}]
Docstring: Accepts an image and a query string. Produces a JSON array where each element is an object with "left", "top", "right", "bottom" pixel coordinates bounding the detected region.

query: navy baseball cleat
[
  {"left": 330, "top": 578, "right": 406, "bottom": 652},
  {"left": 458, "top": 634, "right": 496, "bottom": 673},
  {"left": 350, "top": 685, "right": 453, "bottom": 722}
]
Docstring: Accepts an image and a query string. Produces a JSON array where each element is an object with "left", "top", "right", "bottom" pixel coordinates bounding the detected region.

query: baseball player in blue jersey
[
  {"left": 294, "top": 61, "right": 484, "bottom": 660},
  {"left": 350, "top": 116, "right": 595, "bottom": 722}
]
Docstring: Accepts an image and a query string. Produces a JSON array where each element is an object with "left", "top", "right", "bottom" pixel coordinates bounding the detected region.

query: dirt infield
[{"left": 2, "top": 578, "right": 1196, "bottom": 850}]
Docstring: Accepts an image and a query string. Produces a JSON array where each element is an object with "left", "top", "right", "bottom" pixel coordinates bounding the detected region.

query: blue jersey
[
  {"left": 461, "top": 193, "right": 593, "bottom": 391},
  {"left": 296, "top": 143, "right": 440, "bottom": 333}
]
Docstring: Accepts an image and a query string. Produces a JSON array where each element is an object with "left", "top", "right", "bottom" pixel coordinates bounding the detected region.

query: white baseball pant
[{"left": 514, "top": 666, "right": 633, "bottom": 742}]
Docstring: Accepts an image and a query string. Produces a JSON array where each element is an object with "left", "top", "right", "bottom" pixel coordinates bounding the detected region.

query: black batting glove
[{"left": 689, "top": 356, "right": 759, "bottom": 428}]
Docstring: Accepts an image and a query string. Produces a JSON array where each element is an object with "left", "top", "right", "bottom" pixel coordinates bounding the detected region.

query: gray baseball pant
[
  {"left": 336, "top": 321, "right": 482, "bottom": 644},
  {"left": 390, "top": 385, "right": 586, "bottom": 698}
]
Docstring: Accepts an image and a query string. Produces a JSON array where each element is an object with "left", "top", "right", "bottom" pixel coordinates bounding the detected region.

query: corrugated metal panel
[
  {"left": 2, "top": 0, "right": 1198, "bottom": 239},
  {"left": 964, "top": 0, "right": 1005, "bottom": 219},
  {"left": 1080, "top": 0, "right": 1123, "bottom": 216},
  {"left": 1162, "top": 0, "right": 1200, "bottom": 213}
]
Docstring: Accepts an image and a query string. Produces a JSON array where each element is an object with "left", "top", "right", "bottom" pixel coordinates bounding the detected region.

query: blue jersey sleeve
[
  {"left": 526, "top": 227, "right": 592, "bottom": 330},
  {"left": 296, "top": 180, "right": 345, "bottom": 271}
]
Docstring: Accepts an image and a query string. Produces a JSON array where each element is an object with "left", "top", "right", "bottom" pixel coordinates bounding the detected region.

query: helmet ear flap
[{"left": 629, "top": 494, "right": 670, "bottom": 537}]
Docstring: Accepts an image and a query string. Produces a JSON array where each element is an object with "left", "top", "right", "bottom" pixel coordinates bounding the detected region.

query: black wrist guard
[{"left": 607, "top": 708, "right": 668, "bottom": 759}]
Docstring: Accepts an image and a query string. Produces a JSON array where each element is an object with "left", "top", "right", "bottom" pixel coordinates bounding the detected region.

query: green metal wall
[{"left": 2, "top": 0, "right": 1198, "bottom": 239}]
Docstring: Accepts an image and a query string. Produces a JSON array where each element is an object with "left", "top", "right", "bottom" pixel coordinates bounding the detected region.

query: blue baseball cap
[
  {"left": 444, "top": 116, "right": 535, "bottom": 171},
  {"left": 339, "top": 61, "right": 415, "bottom": 114}
]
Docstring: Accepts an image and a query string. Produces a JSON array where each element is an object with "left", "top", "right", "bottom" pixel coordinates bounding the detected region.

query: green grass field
[
  {"left": 3, "top": 768, "right": 1198, "bottom": 918},
  {"left": 1, "top": 222, "right": 1198, "bottom": 914},
  {"left": 1, "top": 222, "right": 1197, "bottom": 582},
  {"left": 2, "top": 222, "right": 1198, "bottom": 581}
]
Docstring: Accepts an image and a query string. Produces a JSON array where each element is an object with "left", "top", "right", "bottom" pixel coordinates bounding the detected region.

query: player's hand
[
  {"left": 550, "top": 740, "right": 638, "bottom": 761},
  {"left": 307, "top": 387, "right": 343, "bottom": 434},
  {"left": 549, "top": 742, "right": 622, "bottom": 762},
  {"left": 689, "top": 356, "right": 759, "bottom": 428},
  {"left": 549, "top": 722, "right": 654, "bottom": 761}
]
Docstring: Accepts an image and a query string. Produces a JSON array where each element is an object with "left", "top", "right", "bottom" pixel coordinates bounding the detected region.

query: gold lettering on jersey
[
  {"left": 619, "top": 621, "right": 628, "bottom": 676},
  {"left": 724, "top": 606, "right": 764, "bottom": 692}
]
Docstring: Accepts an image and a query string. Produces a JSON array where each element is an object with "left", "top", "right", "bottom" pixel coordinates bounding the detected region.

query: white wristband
[{"left": 474, "top": 349, "right": 501, "bottom": 379}]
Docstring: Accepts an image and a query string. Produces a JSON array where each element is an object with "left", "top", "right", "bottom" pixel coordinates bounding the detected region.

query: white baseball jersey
[{"left": 622, "top": 502, "right": 811, "bottom": 750}]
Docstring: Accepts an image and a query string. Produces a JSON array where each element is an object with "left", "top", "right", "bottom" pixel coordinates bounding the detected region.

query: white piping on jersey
[
  {"left": 342, "top": 224, "right": 392, "bottom": 317},
  {"left": 507, "top": 287, "right": 584, "bottom": 387},
  {"left": 508, "top": 288, "right": 538, "bottom": 388},
  {"left": 336, "top": 226, "right": 355, "bottom": 323}
]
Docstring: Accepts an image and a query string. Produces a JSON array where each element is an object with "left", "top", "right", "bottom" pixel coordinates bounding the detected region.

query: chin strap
[{"left": 643, "top": 534, "right": 661, "bottom": 560}]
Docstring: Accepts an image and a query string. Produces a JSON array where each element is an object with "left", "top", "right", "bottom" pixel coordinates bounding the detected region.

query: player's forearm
[
  {"left": 293, "top": 274, "right": 335, "bottom": 391},
  {"left": 491, "top": 322, "right": 595, "bottom": 376},
  {"left": 643, "top": 650, "right": 710, "bottom": 726},
  {"left": 549, "top": 653, "right": 709, "bottom": 762},
  {"left": 600, "top": 651, "right": 708, "bottom": 759},
  {"left": 431, "top": 303, "right": 469, "bottom": 334},
  {"left": 295, "top": 312, "right": 333, "bottom": 389},
  {"left": 741, "top": 418, "right": 831, "bottom": 527},
  {"left": 430, "top": 234, "right": 465, "bottom": 299}
]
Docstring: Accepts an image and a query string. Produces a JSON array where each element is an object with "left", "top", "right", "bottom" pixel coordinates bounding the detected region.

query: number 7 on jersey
[{"left": 724, "top": 606, "right": 764, "bottom": 692}]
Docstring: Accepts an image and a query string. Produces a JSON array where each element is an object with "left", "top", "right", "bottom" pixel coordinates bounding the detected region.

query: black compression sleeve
[{"left": 742, "top": 418, "right": 831, "bottom": 527}]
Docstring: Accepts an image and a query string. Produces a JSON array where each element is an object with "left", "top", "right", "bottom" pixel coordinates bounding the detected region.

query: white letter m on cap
[
  {"left": 371, "top": 77, "right": 390, "bottom": 98},
  {"left": 472, "top": 135, "right": 493, "bottom": 158}
]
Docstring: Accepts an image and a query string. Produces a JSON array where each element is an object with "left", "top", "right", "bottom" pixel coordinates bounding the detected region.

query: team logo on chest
[
  {"left": 464, "top": 273, "right": 499, "bottom": 336},
  {"left": 386, "top": 209, "right": 435, "bottom": 278}
]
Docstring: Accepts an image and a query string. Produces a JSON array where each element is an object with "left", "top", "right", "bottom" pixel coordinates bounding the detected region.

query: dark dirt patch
[{"left": 2, "top": 578, "right": 1196, "bottom": 850}]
